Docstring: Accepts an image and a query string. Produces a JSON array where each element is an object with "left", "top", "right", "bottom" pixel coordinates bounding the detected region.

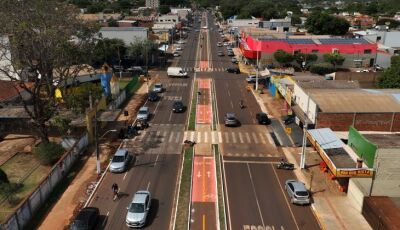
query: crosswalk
[
  {"left": 180, "top": 67, "right": 228, "bottom": 72},
  {"left": 135, "top": 128, "right": 275, "bottom": 145}
]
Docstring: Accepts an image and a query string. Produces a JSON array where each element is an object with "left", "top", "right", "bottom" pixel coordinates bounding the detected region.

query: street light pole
[
  {"left": 255, "top": 41, "right": 260, "bottom": 91},
  {"left": 95, "top": 111, "right": 100, "bottom": 174}
]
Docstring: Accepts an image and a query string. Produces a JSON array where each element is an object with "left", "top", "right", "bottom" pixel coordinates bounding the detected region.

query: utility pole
[
  {"left": 255, "top": 41, "right": 260, "bottom": 91},
  {"left": 145, "top": 43, "right": 149, "bottom": 93},
  {"left": 95, "top": 110, "right": 100, "bottom": 174},
  {"left": 300, "top": 94, "right": 310, "bottom": 169}
]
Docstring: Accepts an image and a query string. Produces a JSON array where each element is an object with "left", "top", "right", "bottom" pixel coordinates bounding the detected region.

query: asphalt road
[
  {"left": 203, "top": 12, "right": 321, "bottom": 230},
  {"left": 88, "top": 18, "right": 200, "bottom": 229}
]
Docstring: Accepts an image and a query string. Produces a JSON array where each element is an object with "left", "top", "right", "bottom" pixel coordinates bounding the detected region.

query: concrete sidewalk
[{"left": 38, "top": 80, "right": 151, "bottom": 229}]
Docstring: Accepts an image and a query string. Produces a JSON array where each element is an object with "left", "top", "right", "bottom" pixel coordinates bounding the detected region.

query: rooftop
[
  {"left": 297, "top": 80, "right": 360, "bottom": 89},
  {"left": 100, "top": 27, "right": 148, "bottom": 31},
  {"left": 363, "top": 134, "right": 400, "bottom": 148},
  {"left": 308, "top": 89, "right": 400, "bottom": 113},
  {"left": 256, "top": 37, "right": 371, "bottom": 45}
]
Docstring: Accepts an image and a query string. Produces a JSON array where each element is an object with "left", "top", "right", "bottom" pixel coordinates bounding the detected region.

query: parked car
[
  {"left": 127, "top": 66, "right": 146, "bottom": 75},
  {"left": 223, "top": 42, "right": 229, "bottom": 46},
  {"left": 231, "top": 57, "right": 238, "bottom": 64},
  {"left": 227, "top": 51, "right": 235, "bottom": 56},
  {"left": 137, "top": 107, "right": 150, "bottom": 121},
  {"left": 176, "top": 46, "right": 183, "bottom": 51},
  {"left": 256, "top": 112, "right": 271, "bottom": 125},
  {"left": 152, "top": 83, "right": 163, "bottom": 93},
  {"left": 217, "top": 51, "right": 224, "bottom": 56},
  {"left": 224, "top": 113, "right": 239, "bottom": 127},
  {"left": 285, "top": 180, "right": 311, "bottom": 205},
  {"left": 246, "top": 75, "right": 257, "bottom": 83},
  {"left": 126, "top": 190, "right": 152, "bottom": 228},
  {"left": 70, "top": 207, "right": 99, "bottom": 230},
  {"left": 148, "top": 92, "right": 159, "bottom": 102},
  {"left": 177, "top": 40, "right": 186, "bottom": 44},
  {"left": 283, "top": 115, "right": 295, "bottom": 125},
  {"left": 173, "top": 51, "right": 181, "bottom": 57},
  {"left": 217, "top": 42, "right": 223, "bottom": 47},
  {"left": 226, "top": 67, "right": 240, "bottom": 74},
  {"left": 109, "top": 148, "right": 132, "bottom": 173},
  {"left": 172, "top": 101, "right": 185, "bottom": 113}
]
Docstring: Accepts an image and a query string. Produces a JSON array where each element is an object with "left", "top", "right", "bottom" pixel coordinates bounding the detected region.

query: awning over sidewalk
[{"left": 291, "top": 105, "right": 313, "bottom": 124}]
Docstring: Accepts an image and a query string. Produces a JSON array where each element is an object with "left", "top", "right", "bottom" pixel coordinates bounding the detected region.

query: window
[
  {"left": 364, "top": 49, "right": 371, "bottom": 54},
  {"left": 311, "top": 49, "right": 319, "bottom": 53}
]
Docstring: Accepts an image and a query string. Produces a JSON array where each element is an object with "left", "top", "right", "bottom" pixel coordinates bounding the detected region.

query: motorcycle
[
  {"left": 135, "top": 120, "right": 149, "bottom": 130},
  {"left": 277, "top": 161, "right": 295, "bottom": 170},
  {"left": 184, "top": 140, "right": 196, "bottom": 147}
]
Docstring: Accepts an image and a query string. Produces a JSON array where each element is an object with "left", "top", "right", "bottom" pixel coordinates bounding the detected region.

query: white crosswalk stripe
[
  {"left": 245, "top": 132, "right": 251, "bottom": 143},
  {"left": 252, "top": 132, "right": 259, "bottom": 144},
  {"left": 258, "top": 133, "right": 266, "bottom": 144},
  {"left": 204, "top": 131, "right": 208, "bottom": 143},
  {"left": 218, "top": 131, "right": 222, "bottom": 143},
  {"left": 231, "top": 132, "right": 237, "bottom": 143},
  {"left": 197, "top": 132, "right": 202, "bottom": 143},
  {"left": 175, "top": 132, "right": 181, "bottom": 143},
  {"left": 238, "top": 132, "right": 244, "bottom": 143},
  {"left": 224, "top": 132, "right": 229, "bottom": 143},
  {"left": 193, "top": 67, "right": 226, "bottom": 72},
  {"left": 168, "top": 131, "right": 174, "bottom": 143}
]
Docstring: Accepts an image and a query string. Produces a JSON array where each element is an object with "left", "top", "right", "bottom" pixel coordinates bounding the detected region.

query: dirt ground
[{"left": 0, "top": 134, "right": 37, "bottom": 166}]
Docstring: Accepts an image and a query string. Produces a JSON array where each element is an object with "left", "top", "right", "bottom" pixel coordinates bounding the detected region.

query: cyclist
[
  {"left": 111, "top": 183, "right": 119, "bottom": 200},
  {"left": 239, "top": 100, "right": 244, "bottom": 109}
]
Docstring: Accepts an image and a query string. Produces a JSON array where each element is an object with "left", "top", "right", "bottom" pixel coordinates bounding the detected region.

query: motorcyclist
[
  {"left": 112, "top": 183, "right": 119, "bottom": 200},
  {"left": 239, "top": 100, "right": 244, "bottom": 109}
]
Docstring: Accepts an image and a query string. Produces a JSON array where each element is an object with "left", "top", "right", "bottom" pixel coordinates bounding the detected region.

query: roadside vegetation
[
  {"left": 175, "top": 147, "right": 194, "bottom": 230},
  {"left": 188, "top": 81, "right": 198, "bottom": 131}
]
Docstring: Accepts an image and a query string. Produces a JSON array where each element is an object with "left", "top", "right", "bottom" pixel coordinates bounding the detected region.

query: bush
[
  {"left": 34, "top": 142, "right": 65, "bottom": 166},
  {"left": 0, "top": 168, "right": 9, "bottom": 184},
  {"left": 0, "top": 182, "right": 23, "bottom": 205},
  {"left": 310, "top": 62, "right": 336, "bottom": 75}
]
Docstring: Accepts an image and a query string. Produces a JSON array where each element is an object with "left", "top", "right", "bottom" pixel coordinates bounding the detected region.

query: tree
[
  {"left": 0, "top": 0, "right": 98, "bottom": 144},
  {"left": 294, "top": 53, "right": 318, "bottom": 69},
  {"left": 92, "top": 38, "right": 126, "bottom": 68},
  {"left": 323, "top": 53, "right": 345, "bottom": 68},
  {"left": 159, "top": 5, "right": 170, "bottom": 14},
  {"left": 34, "top": 142, "right": 65, "bottom": 165},
  {"left": 378, "top": 56, "right": 400, "bottom": 88},
  {"left": 107, "top": 18, "right": 118, "bottom": 27},
  {"left": 273, "top": 50, "right": 294, "bottom": 66},
  {"left": 305, "top": 12, "right": 350, "bottom": 35},
  {"left": 291, "top": 15, "right": 302, "bottom": 26},
  {"left": 127, "top": 40, "right": 158, "bottom": 66},
  {"left": 310, "top": 62, "right": 336, "bottom": 75}
]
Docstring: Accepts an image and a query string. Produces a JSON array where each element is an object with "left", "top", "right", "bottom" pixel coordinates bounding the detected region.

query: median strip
[
  {"left": 213, "top": 144, "right": 226, "bottom": 230},
  {"left": 188, "top": 80, "right": 198, "bottom": 131},
  {"left": 174, "top": 147, "right": 194, "bottom": 230}
]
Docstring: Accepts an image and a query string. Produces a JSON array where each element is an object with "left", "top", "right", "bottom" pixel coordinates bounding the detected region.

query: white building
[
  {"left": 227, "top": 18, "right": 260, "bottom": 29},
  {"left": 0, "top": 36, "right": 16, "bottom": 81},
  {"left": 145, "top": 0, "right": 159, "bottom": 8},
  {"left": 99, "top": 27, "right": 148, "bottom": 46},
  {"left": 157, "top": 14, "right": 179, "bottom": 24}
]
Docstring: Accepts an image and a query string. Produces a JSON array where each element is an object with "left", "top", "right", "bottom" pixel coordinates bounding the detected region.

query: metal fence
[{"left": 0, "top": 133, "right": 89, "bottom": 230}]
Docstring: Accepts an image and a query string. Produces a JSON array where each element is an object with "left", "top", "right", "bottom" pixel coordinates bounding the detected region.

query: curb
[{"left": 311, "top": 203, "right": 326, "bottom": 230}]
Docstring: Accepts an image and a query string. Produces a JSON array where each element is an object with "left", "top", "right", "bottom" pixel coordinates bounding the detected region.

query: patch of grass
[
  {"left": 214, "top": 144, "right": 226, "bottom": 230},
  {"left": 188, "top": 81, "right": 198, "bottom": 131},
  {"left": 211, "top": 83, "right": 217, "bottom": 131},
  {"left": 0, "top": 153, "right": 50, "bottom": 223},
  {"left": 175, "top": 147, "right": 193, "bottom": 230},
  {"left": 119, "top": 79, "right": 131, "bottom": 90}
]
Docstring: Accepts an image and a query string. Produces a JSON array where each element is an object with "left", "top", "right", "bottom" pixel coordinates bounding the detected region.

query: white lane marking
[
  {"left": 154, "top": 96, "right": 162, "bottom": 114},
  {"left": 211, "top": 131, "right": 215, "bottom": 143},
  {"left": 228, "top": 90, "right": 231, "bottom": 97},
  {"left": 168, "top": 111, "right": 173, "bottom": 122},
  {"left": 175, "top": 132, "right": 181, "bottom": 143},
  {"left": 258, "top": 133, "right": 267, "bottom": 144},
  {"left": 224, "top": 132, "right": 229, "bottom": 143},
  {"left": 245, "top": 132, "right": 251, "bottom": 143},
  {"left": 146, "top": 182, "right": 151, "bottom": 191},
  {"left": 204, "top": 131, "right": 208, "bottom": 143},
  {"left": 231, "top": 132, "right": 237, "bottom": 143},
  {"left": 156, "top": 131, "right": 161, "bottom": 137},
  {"left": 154, "top": 154, "right": 159, "bottom": 166},
  {"left": 183, "top": 131, "right": 188, "bottom": 142},
  {"left": 218, "top": 131, "right": 222, "bottom": 143},
  {"left": 246, "top": 163, "right": 265, "bottom": 227},
  {"left": 230, "top": 101, "right": 233, "bottom": 108},
  {"left": 197, "top": 131, "right": 202, "bottom": 143},
  {"left": 190, "top": 131, "right": 195, "bottom": 141},
  {"left": 252, "top": 132, "right": 259, "bottom": 144},
  {"left": 238, "top": 132, "right": 244, "bottom": 143},
  {"left": 271, "top": 164, "right": 300, "bottom": 230},
  {"left": 162, "top": 131, "right": 168, "bottom": 142},
  {"left": 169, "top": 131, "right": 175, "bottom": 142},
  {"left": 123, "top": 172, "right": 128, "bottom": 180},
  {"left": 265, "top": 133, "right": 274, "bottom": 145}
]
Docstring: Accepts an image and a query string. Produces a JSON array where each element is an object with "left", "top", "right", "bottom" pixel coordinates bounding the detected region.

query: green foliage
[
  {"left": 294, "top": 53, "right": 318, "bottom": 68},
  {"left": 310, "top": 62, "right": 336, "bottom": 75},
  {"left": 0, "top": 169, "right": 9, "bottom": 184},
  {"left": 291, "top": 15, "right": 302, "bottom": 26},
  {"left": 376, "top": 19, "right": 400, "bottom": 29},
  {"left": 0, "top": 182, "right": 23, "bottom": 205},
  {"left": 107, "top": 18, "right": 118, "bottom": 27},
  {"left": 34, "top": 142, "right": 65, "bottom": 166},
  {"left": 64, "top": 83, "right": 103, "bottom": 114},
  {"left": 273, "top": 50, "right": 294, "bottom": 66},
  {"left": 306, "top": 12, "right": 349, "bottom": 35},
  {"left": 323, "top": 53, "right": 345, "bottom": 67},
  {"left": 378, "top": 56, "right": 400, "bottom": 88},
  {"left": 127, "top": 40, "right": 158, "bottom": 65},
  {"left": 92, "top": 38, "right": 125, "bottom": 67},
  {"left": 52, "top": 116, "right": 72, "bottom": 135},
  {"left": 159, "top": 5, "right": 170, "bottom": 14}
]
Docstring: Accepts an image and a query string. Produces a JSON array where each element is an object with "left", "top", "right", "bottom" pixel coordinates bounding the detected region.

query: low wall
[{"left": 0, "top": 133, "right": 89, "bottom": 230}]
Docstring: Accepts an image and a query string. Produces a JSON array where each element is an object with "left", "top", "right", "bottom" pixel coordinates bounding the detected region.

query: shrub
[
  {"left": 34, "top": 142, "right": 65, "bottom": 166},
  {"left": 310, "top": 62, "right": 336, "bottom": 75},
  {"left": 0, "top": 182, "right": 23, "bottom": 205},
  {"left": 0, "top": 168, "right": 9, "bottom": 184}
]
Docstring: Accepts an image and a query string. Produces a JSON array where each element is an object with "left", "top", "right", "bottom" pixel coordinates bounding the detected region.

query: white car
[
  {"left": 223, "top": 42, "right": 229, "bottom": 46},
  {"left": 152, "top": 83, "right": 163, "bottom": 93},
  {"left": 176, "top": 46, "right": 183, "bottom": 51},
  {"left": 177, "top": 40, "right": 186, "bottom": 44},
  {"left": 126, "top": 191, "right": 151, "bottom": 228},
  {"left": 173, "top": 51, "right": 181, "bottom": 57}
]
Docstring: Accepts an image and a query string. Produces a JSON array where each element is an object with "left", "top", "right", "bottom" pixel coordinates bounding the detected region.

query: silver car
[
  {"left": 285, "top": 180, "right": 311, "bottom": 205},
  {"left": 224, "top": 113, "right": 239, "bottom": 127},
  {"left": 109, "top": 149, "right": 132, "bottom": 173},
  {"left": 152, "top": 83, "right": 163, "bottom": 93},
  {"left": 126, "top": 190, "right": 151, "bottom": 228},
  {"left": 136, "top": 107, "right": 150, "bottom": 121}
]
